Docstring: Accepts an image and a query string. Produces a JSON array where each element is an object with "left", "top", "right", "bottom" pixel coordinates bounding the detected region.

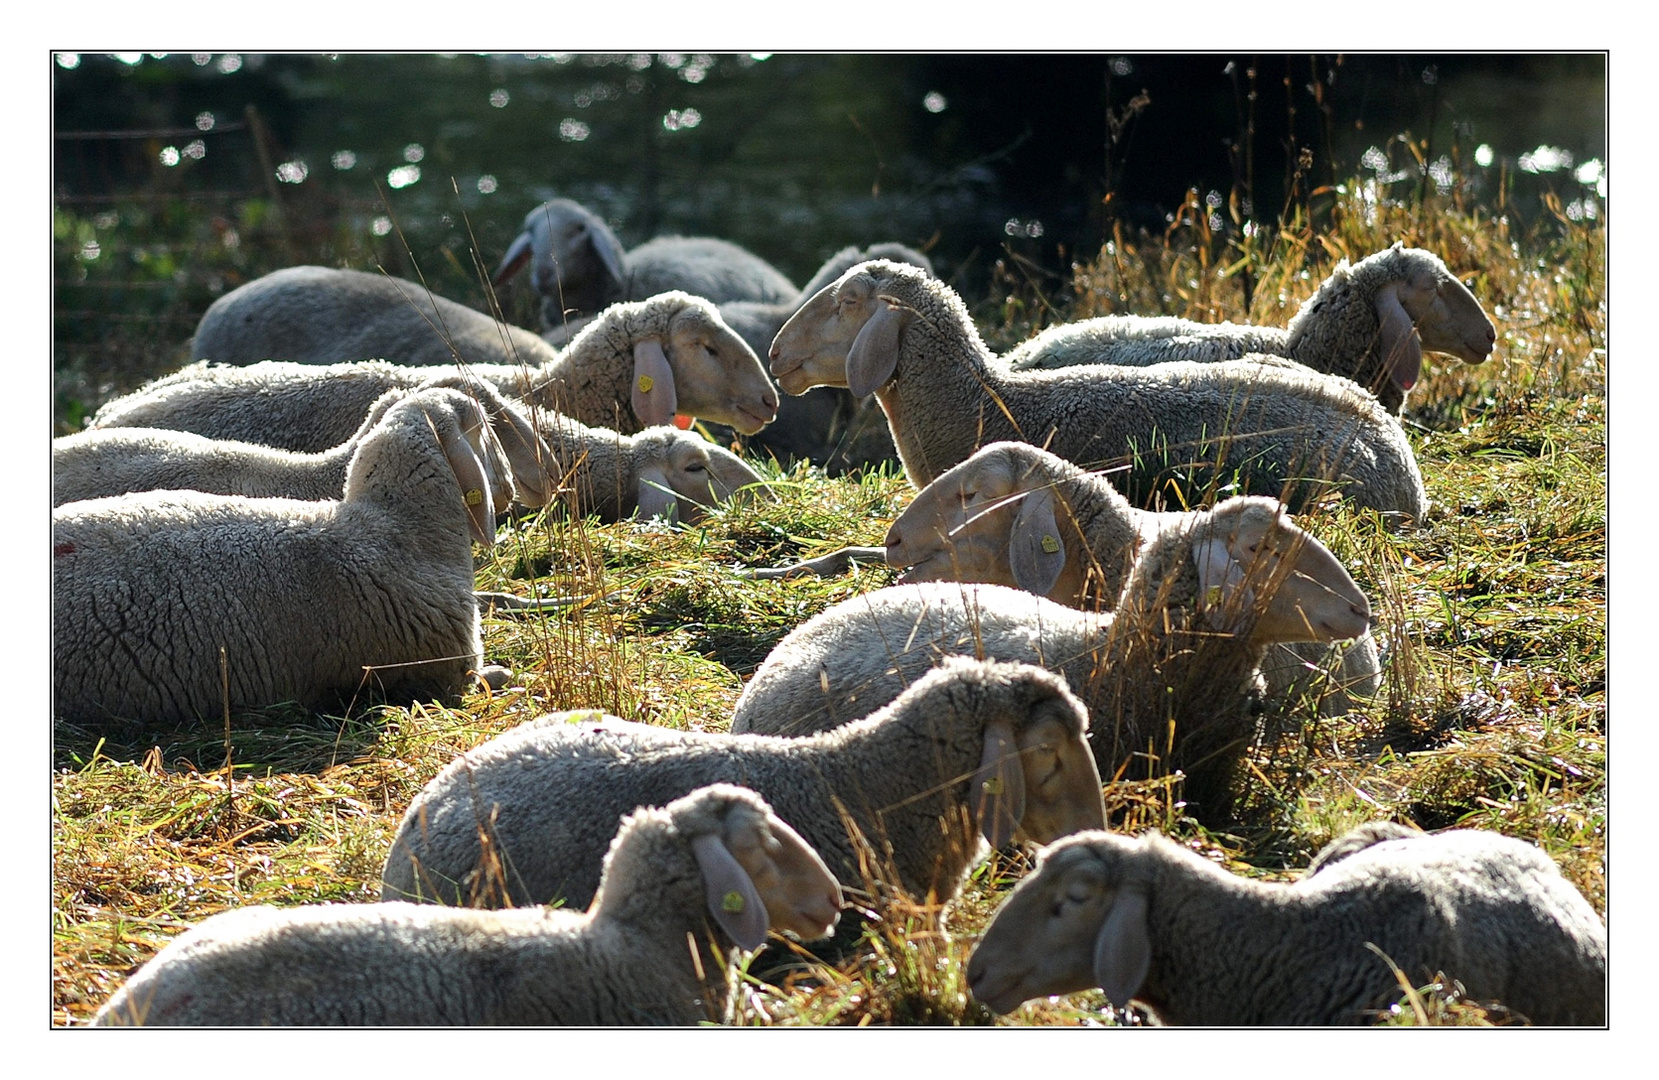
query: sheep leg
[{"left": 739, "top": 546, "right": 889, "bottom": 580}]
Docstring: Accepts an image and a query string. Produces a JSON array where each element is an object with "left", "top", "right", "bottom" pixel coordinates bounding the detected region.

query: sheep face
[
  {"left": 1401, "top": 258, "right": 1497, "bottom": 365},
  {"left": 660, "top": 303, "right": 779, "bottom": 435},
  {"left": 493, "top": 199, "right": 626, "bottom": 316},
  {"left": 999, "top": 689, "right": 1109, "bottom": 846},
  {"left": 770, "top": 267, "right": 881, "bottom": 394},
  {"left": 1183, "top": 499, "right": 1371, "bottom": 648},
  {"left": 967, "top": 835, "right": 1150, "bottom": 1014},
  {"left": 887, "top": 444, "right": 1084, "bottom": 599},
  {"left": 632, "top": 429, "right": 773, "bottom": 523},
  {"left": 714, "top": 802, "right": 843, "bottom": 945}
]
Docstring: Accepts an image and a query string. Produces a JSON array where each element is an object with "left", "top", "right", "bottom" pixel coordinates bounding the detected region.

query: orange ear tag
[{"left": 674, "top": 414, "right": 693, "bottom": 430}]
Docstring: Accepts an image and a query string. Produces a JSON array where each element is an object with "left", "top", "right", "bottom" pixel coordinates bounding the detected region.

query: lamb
[
  {"left": 92, "top": 784, "right": 843, "bottom": 1026},
  {"left": 770, "top": 259, "right": 1428, "bottom": 523},
  {"left": 53, "top": 379, "right": 557, "bottom": 509},
  {"left": 99, "top": 290, "right": 777, "bottom": 451},
  {"left": 730, "top": 496, "right": 1371, "bottom": 819},
  {"left": 965, "top": 824, "right": 1606, "bottom": 1026},
  {"left": 536, "top": 413, "right": 771, "bottom": 523},
  {"left": 492, "top": 198, "right": 797, "bottom": 331},
  {"left": 54, "top": 387, "right": 519, "bottom": 728},
  {"left": 883, "top": 441, "right": 1381, "bottom": 715},
  {"left": 380, "top": 657, "right": 1107, "bottom": 918},
  {"left": 544, "top": 242, "right": 934, "bottom": 473},
  {"left": 1003, "top": 244, "right": 1497, "bottom": 415}
]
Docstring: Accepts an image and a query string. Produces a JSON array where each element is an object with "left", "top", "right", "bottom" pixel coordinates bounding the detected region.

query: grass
[{"left": 51, "top": 167, "right": 1605, "bottom": 1027}]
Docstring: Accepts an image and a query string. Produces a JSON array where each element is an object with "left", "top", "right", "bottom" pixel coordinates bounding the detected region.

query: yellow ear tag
[
  {"left": 1206, "top": 585, "right": 1224, "bottom": 605},
  {"left": 982, "top": 777, "right": 1004, "bottom": 796},
  {"left": 637, "top": 374, "right": 655, "bottom": 393},
  {"left": 721, "top": 891, "right": 746, "bottom": 913},
  {"left": 464, "top": 488, "right": 485, "bottom": 507},
  {"left": 1041, "top": 534, "right": 1061, "bottom": 554}
]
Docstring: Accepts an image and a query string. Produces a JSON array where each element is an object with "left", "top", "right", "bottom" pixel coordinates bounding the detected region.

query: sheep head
[
  {"left": 631, "top": 428, "right": 773, "bottom": 523},
  {"left": 771, "top": 262, "right": 918, "bottom": 397},
  {"left": 1368, "top": 245, "right": 1497, "bottom": 393},
  {"left": 967, "top": 833, "right": 1152, "bottom": 1014},
  {"left": 888, "top": 442, "right": 1084, "bottom": 600},
  {"left": 1187, "top": 497, "right": 1371, "bottom": 647},
  {"left": 641, "top": 296, "right": 779, "bottom": 435},
  {"left": 492, "top": 198, "right": 627, "bottom": 317},
  {"left": 679, "top": 785, "right": 842, "bottom": 951},
  {"left": 954, "top": 659, "right": 1106, "bottom": 850}
]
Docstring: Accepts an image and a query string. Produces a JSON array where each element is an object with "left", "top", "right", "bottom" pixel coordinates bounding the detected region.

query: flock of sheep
[{"left": 57, "top": 195, "right": 1605, "bottom": 1027}]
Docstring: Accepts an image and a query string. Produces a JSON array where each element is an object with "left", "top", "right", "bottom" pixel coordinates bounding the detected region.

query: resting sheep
[
  {"left": 730, "top": 496, "right": 1371, "bottom": 818},
  {"left": 380, "top": 657, "right": 1107, "bottom": 918},
  {"left": 965, "top": 824, "right": 1606, "bottom": 1026},
  {"left": 1004, "top": 244, "right": 1497, "bottom": 415},
  {"left": 770, "top": 259, "right": 1428, "bottom": 522},
  {"left": 54, "top": 387, "right": 527, "bottom": 728},
  {"left": 93, "top": 784, "right": 842, "bottom": 1026},
  {"left": 883, "top": 441, "right": 1381, "bottom": 715},
  {"left": 98, "top": 290, "right": 777, "bottom": 451},
  {"left": 54, "top": 380, "right": 556, "bottom": 510}
]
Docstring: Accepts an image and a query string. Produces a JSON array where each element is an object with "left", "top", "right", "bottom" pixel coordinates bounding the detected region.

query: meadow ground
[{"left": 51, "top": 178, "right": 1605, "bottom": 1027}]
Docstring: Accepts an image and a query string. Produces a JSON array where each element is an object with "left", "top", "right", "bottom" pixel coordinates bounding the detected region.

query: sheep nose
[
  {"left": 762, "top": 386, "right": 779, "bottom": 411},
  {"left": 768, "top": 341, "right": 781, "bottom": 363}
]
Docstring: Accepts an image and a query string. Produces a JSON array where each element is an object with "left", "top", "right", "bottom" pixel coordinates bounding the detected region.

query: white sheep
[
  {"left": 771, "top": 259, "right": 1428, "bottom": 523},
  {"left": 54, "top": 379, "right": 557, "bottom": 510},
  {"left": 103, "top": 289, "right": 778, "bottom": 451},
  {"left": 730, "top": 496, "right": 1371, "bottom": 819},
  {"left": 1003, "top": 244, "right": 1497, "bottom": 415},
  {"left": 492, "top": 198, "right": 797, "bottom": 331},
  {"left": 883, "top": 440, "right": 1381, "bottom": 715},
  {"left": 92, "top": 784, "right": 843, "bottom": 1026},
  {"left": 54, "top": 387, "right": 517, "bottom": 728},
  {"left": 380, "top": 657, "right": 1107, "bottom": 918},
  {"left": 965, "top": 824, "right": 1605, "bottom": 1026}
]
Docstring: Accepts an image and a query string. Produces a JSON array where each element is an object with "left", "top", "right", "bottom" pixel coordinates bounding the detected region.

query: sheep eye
[{"left": 685, "top": 462, "right": 707, "bottom": 474}]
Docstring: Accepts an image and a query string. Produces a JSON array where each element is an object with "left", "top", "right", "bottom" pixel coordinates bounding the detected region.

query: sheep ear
[
  {"left": 439, "top": 422, "right": 497, "bottom": 547},
  {"left": 846, "top": 301, "right": 904, "bottom": 398},
  {"left": 690, "top": 833, "right": 770, "bottom": 952},
  {"left": 1093, "top": 889, "right": 1152, "bottom": 1010},
  {"left": 492, "top": 230, "right": 533, "bottom": 286},
  {"left": 631, "top": 340, "right": 679, "bottom": 428},
  {"left": 1373, "top": 282, "right": 1424, "bottom": 391},
  {"left": 1195, "top": 535, "right": 1250, "bottom": 629},
  {"left": 491, "top": 404, "right": 562, "bottom": 509},
  {"left": 635, "top": 465, "right": 679, "bottom": 523},
  {"left": 971, "top": 720, "right": 1027, "bottom": 848},
  {"left": 1010, "top": 487, "right": 1066, "bottom": 597},
  {"left": 581, "top": 222, "right": 628, "bottom": 289}
]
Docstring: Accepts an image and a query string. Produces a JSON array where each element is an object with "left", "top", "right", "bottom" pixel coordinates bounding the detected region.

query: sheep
[
  {"left": 380, "top": 657, "right": 1107, "bottom": 922},
  {"left": 105, "top": 287, "right": 778, "bottom": 451},
  {"left": 53, "top": 379, "right": 558, "bottom": 509},
  {"left": 535, "top": 413, "right": 771, "bottom": 523},
  {"left": 492, "top": 198, "right": 797, "bottom": 331},
  {"left": 1004, "top": 244, "right": 1497, "bottom": 415},
  {"left": 730, "top": 496, "right": 1371, "bottom": 819},
  {"left": 770, "top": 259, "right": 1428, "bottom": 523},
  {"left": 883, "top": 441, "right": 1381, "bottom": 715},
  {"left": 92, "top": 784, "right": 843, "bottom": 1026},
  {"left": 54, "top": 386, "right": 523, "bottom": 728},
  {"left": 964, "top": 824, "right": 1606, "bottom": 1026},
  {"left": 545, "top": 242, "right": 934, "bottom": 473}
]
